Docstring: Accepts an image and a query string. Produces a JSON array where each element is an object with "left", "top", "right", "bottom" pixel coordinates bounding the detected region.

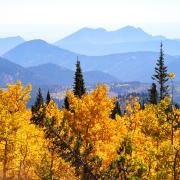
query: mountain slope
[
  {"left": 0, "top": 58, "right": 119, "bottom": 87},
  {"left": 28, "top": 63, "right": 119, "bottom": 85},
  {"left": 84, "top": 71, "right": 119, "bottom": 84},
  {"left": 3, "top": 39, "right": 79, "bottom": 67},
  {"left": 0, "top": 36, "right": 25, "bottom": 55},
  {"left": 54, "top": 26, "right": 180, "bottom": 55},
  {"left": 56, "top": 26, "right": 163, "bottom": 44},
  {"left": 0, "top": 57, "right": 43, "bottom": 87},
  {"left": 168, "top": 57, "right": 180, "bottom": 81},
  {"left": 28, "top": 63, "right": 74, "bottom": 85},
  {"left": 3, "top": 39, "right": 180, "bottom": 82},
  {"left": 79, "top": 52, "right": 179, "bottom": 82}
]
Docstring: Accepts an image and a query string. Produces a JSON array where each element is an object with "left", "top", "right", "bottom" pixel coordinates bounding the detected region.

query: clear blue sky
[{"left": 0, "top": 0, "right": 179, "bottom": 42}]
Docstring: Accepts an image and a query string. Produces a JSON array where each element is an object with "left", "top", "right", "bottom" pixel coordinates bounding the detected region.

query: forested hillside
[
  {"left": 0, "top": 80, "right": 179, "bottom": 179},
  {"left": 0, "top": 51, "right": 179, "bottom": 179}
]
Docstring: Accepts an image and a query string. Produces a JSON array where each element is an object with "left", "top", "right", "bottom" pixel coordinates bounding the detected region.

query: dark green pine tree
[
  {"left": 148, "top": 83, "right": 158, "bottom": 104},
  {"left": 73, "top": 58, "right": 86, "bottom": 97},
  {"left": 31, "top": 88, "right": 45, "bottom": 125},
  {"left": 152, "top": 42, "right": 169, "bottom": 101},
  {"left": 64, "top": 59, "right": 86, "bottom": 109},
  {"left": 64, "top": 96, "right": 70, "bottom": 110},
  {"left": 111, "top": 100, "right": 122, "bottom": 119},
  {"left": 46, "top": 90, "right": 51, "bottom": 105}
]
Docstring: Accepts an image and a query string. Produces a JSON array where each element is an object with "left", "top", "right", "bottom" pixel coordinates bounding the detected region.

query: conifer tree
[
  {"left": 31, "top": 88, "right": 44, "bottom": 112},
  {"left": 73, "top": 58, "right": 86, "bottom": 97},
  {"left": 148, "top": 83, "right": 158, "bottom": 104},
  {"left": 31, "top": 88, "right": 45, "bottom": 125},
  {"left": 46, "top": 90, "right": 51, "bottom": 105},
  {"left": 152, "top": 43, "right": 169, "bottom": 100},
  {"left": 111, "top": 100, "right": 122, "bottom": 119},
  {"left": 64, "top": 96, "right": 70, "bottom": 110}
]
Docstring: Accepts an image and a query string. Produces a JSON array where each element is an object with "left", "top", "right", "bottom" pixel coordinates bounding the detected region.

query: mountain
[
  {"left": 54, "top": 26, "right": 180, "bottom": 56},
  {"left": 56, "top": 26, "right": 163, "bottom": 44},
  {"left": 84, "top": 71, "right": 119, "bottom": 84},
  {"left": 28, "top": 63, "right": 74, "bottom": 85},
  {"left": 3, "top": 39, "right": 79, "bottom": 67},
  {"left": 79, "top": 52, "right": 180, "bottom": 82},
  {"left": 0, "top": 36, "right": 25, "bottom": 55},
  {"left": 28, "top": 63, "right": 119, "bottom": 85},
  {"left": 0, "top": 57, "right": 119, "bottom": 87},
  {"left": 3, "top": 39, "right": 180, "bottom": 82},
  {"left": 0, "top": 57, "right": 43, "bottom": 87},
  {"left": 168, "top": 58, "right": 180, "bottom": 81}
]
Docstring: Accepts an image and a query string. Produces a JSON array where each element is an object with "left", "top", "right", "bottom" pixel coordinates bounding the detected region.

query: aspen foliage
[
  {"left": 0, "top": 81, "right": 179, "bottom": 179},
  {"left": 46, "top": 85, "right": 179, "bottom": 179},
  {"left": 64, "top": 84, "right": 127, "bottom": 169},
  {"left": 0, "top": 81, "right": 76, "bottom": 179}
]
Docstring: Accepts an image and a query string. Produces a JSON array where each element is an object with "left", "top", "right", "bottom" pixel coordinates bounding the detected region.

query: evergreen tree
[
  {"left": 73, "top": 58, "right": 86, "bottom": 97},
  {"left": 64, "top": 96, "right": 70, "bottom": 110},
  {"left": 152, "top": 43, "right": 169, "bottom": 100},
  {"left": 148, "top": 83, "right": 158, "bottom": 104},
  {"left": 31, "top": 88, "right": 45, "bottom": 125},
  {"left": 46, "top": 90, "right": 51, "bottom": 105},
  {"left": 31, "top": 88, "right": 44, "bottom": 113},
  {"left": 111, "top": 100, "right": 122, "bottom": 119}
]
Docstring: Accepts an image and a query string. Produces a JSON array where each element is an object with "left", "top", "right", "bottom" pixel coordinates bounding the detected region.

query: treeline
[{"left": 0, "top": 45, "right": 179, "bottom": 179}]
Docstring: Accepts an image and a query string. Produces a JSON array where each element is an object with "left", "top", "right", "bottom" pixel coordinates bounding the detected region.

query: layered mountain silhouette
[
  {"left": 54, "top": 26, "right": 180, "bottom": 56},
  {"left": 3, "top": 39, "right": 180, "bottom": 82},
  {"left": 0, "top": 57, "right": 118, "bottom": 87},
  {"left": 3, "top": 39, "right": 78, "bottom": 67},
  {"left": 0, "top": 57, "right": 42, "bottom": 87},
  {"left": 0, "top": 36, "right": 25, "bottom": 55},
  {"left": 28, "top": 63, "right": 119, "bottom": 85}
]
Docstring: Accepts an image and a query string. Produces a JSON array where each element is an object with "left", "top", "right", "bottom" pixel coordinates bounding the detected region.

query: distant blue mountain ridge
[
  {"left": 3, "top": 39, "right": 180, "bottom": 82},
  {"left": 1, "top": 26, "right": 180, "bottom": 56},
  {"left": 54, "top": 26, "right": 180, "bottom": 56},
  {"left": 0, "top": 36, "right": 25, "bottom": 55},
  {"left": 0, "top": 56, "right": 119, "bottom": 87}
]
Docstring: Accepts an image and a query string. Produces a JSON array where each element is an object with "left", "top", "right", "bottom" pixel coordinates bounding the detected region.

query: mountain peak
[
  {"left": 7, "top": 39, "right": 61, "bottom": 52},
  {"left": 120, "top": 25, "right": 142, "bottom": 31},
  {"left": 69, "top": 27, "right": 107, "bottom": 37},
  {"left": 24, "top": 39, "right": 48, "bottom": 45},
  {"left": 115, "top": 26, "right": 149, "bottom": 36},
  {"left": 0, "top": 36, "right": 25, "bottom": 55},
  {"left": 78, "top": 27, "right": 107, "bottom": 32}
]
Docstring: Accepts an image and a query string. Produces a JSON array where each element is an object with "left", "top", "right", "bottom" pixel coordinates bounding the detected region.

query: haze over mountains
[
  {"left": 55, "top": 26, "right": 180, "bottom": 56},
  {"left": 0, "top": 56, "right": 118, "bottom": 88},
  {"left": 0, "top": 25, "right": 180, "bottom": 85},
  {"left": 3, "top": 39, "right": 180, "bottom": 82},
  {"left": 0, "top": 36, "right": 25, "bottom": 55},
  {"left": 0, "top": 57, "right": 41, "bottom": 87}
]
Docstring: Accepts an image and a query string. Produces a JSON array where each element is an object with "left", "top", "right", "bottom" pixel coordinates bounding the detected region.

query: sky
[{"left": 0, "top": 0, "right": 180, "bottom": 42}]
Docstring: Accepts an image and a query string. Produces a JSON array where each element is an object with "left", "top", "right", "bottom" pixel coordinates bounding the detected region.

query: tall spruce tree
[
  {"left": 31, "top": 88, "right": 44, "bottom": 113},
  {"left": 73, "top": 58, "right": 86, "bottom": 97},
  {"left": 152, "top": 43, "right": 169, "bottom": 100},
  {"left": 111, "top": 100, "right": 122, "bottom": 119},
  {"left": 148, "top": 83, "right": 158, "bottom": 104},
  {"left": 31, "top": 88, "right": 45, "bottom": 125},
  {"left": 46, "top": 90, "right": 51, "bottom": 105},
  {"left": 64, "top": 96, "right": 70, "bottom": 110}
]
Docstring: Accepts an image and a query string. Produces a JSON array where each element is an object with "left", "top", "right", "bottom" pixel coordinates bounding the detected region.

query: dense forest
[{"left": 0, "top": 45, "right": 179, "bottom": 179}]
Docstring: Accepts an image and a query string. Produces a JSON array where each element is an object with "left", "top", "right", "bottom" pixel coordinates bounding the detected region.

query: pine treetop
[
  {"left": 46, "top": 90, "right": 51, "bottom": 105},
  {"left": 73, "top": 58, "right": 86, "bottom": 97},
  {"left": 152, "top": 43, "right": 169, "bottom": 100}
]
